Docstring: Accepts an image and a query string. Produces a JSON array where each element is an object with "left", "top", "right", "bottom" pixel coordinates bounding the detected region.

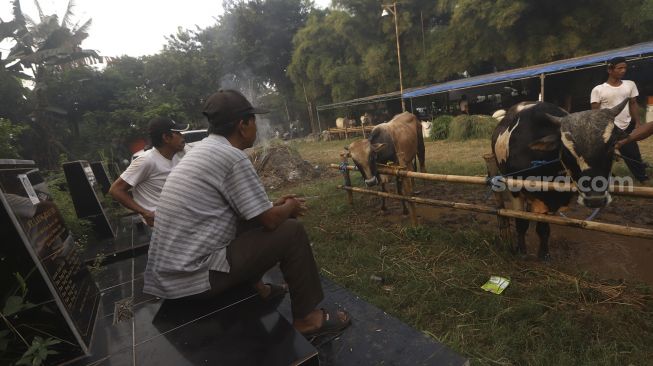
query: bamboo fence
[{"left": 330, "top": 157, "right": 653, "bottom": 240}]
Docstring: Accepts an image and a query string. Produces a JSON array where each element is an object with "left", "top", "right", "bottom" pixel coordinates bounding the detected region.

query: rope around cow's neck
[{"left": 559, "top": 207, "right": 602, "bottom": 222}]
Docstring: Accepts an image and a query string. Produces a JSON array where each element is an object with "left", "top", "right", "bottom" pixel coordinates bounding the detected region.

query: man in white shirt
[
  {"left": 591, "top": 57, "right": 648, "bottom": 183},
  {"left": 109, "top": 117, "right": 188, "bottom": 226}
]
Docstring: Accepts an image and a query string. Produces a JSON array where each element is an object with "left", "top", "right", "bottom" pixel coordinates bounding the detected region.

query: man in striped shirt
[{"left": 144, "top": 90, "right": 350, "bottom": 338}]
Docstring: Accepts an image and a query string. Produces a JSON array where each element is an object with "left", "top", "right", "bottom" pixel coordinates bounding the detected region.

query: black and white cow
[
  {"left": 491, "top": 100, "right": 629, "bottom": 260},
  {"left": 345, "top": 112, "right": 426, "bottom": 215}
]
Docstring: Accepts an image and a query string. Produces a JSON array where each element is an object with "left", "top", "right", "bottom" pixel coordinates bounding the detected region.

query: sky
[{"left": 1, "top": 0, "right": 331, "bottom": 58}]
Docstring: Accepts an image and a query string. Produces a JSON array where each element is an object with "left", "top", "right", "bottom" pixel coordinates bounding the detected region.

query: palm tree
[{"left": 3, "top": 0, "right": 102, "bottom": 168}]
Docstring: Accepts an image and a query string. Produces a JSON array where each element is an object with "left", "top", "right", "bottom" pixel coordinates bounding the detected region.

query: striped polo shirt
[{"left": 143, "top": 134, "right": 272, "bottom": 299}]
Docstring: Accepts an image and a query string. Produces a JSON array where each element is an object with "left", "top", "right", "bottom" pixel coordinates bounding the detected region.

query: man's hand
[
  {"left": 258, "top": 195, "right": 307, "bottom": 230},
  {"left": 287, "top": 197, "right": 307, "bottom": 218},
  {"left": 141, "top": 210, "right": 155, "bottom": 227},
  {"left": 274, "top": 194, "right": 297, "bottom": 206}
]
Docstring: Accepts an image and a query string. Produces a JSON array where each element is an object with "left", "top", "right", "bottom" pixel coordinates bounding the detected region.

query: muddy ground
[{"left": 371, "top": 179, "right": 653, "bottom": 286}]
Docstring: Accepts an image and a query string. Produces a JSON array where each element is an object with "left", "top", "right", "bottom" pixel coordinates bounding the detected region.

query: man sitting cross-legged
[{"left": 143, "top": 89, "right": 351, "bottom": 339}]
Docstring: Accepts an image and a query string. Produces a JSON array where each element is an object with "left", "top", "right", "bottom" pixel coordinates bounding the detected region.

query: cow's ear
[
  {"left": 529, "top": 134, "right": 560, "bottom": 151},
  {"left": 371, "top": 143, "right": 386, "bottom": 152}
]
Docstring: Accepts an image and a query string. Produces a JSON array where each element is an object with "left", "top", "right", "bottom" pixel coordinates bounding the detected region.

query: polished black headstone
[
  {"left": 90, "top": 161, "right": 112, "bottom": 195},
  {"left": 68, "top": 253, "right": 318, "bottom": 366},
  {"left": 63, "top": 160, "right": 116, "bottom": 238},
  {"left": 276, "top": 277, "right": 470, "bottom": 366},
  {"left": 0, "top": 159, "right": 101, "bottom": 364}
]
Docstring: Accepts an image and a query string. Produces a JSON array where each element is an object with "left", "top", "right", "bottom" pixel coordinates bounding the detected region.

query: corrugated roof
[{"left": 404, "top": 41, "right": 653, "bottom": 98}]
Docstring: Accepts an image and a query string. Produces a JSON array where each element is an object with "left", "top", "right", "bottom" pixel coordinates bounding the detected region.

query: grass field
[{"left": 277, "top": 138, "right": 653, "bottom": 366}]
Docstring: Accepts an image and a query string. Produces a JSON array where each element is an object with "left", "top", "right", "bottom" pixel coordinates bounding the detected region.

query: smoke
[{"left": 255, "top": 117, "right": 276, "bottom": 146}]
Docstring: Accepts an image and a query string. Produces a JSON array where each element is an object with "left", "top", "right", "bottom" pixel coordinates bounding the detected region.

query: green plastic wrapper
[{"left": 481, "top": 276, "right": 510, "bottom": 294}]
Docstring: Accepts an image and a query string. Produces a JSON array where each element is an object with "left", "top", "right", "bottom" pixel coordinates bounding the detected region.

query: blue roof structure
[{"left": 403, "top": 41, "right": 653, "bottom": 98}]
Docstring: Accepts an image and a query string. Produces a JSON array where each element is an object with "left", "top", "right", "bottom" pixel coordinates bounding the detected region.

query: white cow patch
[
  {"left": 561, "top": 132, "right": 590, "bottom": 171},
  {"left": 516, "top": 102, "right": 537, "bottom": 113},
  {"left": 494, "top": 118, "right": 520, "bottom": 164},
  {"left": 602, "top": 123, "right": 614, "bottom": 144},
  {"left": 421, "top": 121, "right": 432, "bottom": 138}
]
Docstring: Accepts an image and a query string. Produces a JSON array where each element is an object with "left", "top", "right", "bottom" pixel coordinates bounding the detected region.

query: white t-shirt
[
  {"left": 120, "top": 148, "right": 182, "bottom": 212},
  {"left": 590, "top": 80, "right": 638, "bottom": 130}
]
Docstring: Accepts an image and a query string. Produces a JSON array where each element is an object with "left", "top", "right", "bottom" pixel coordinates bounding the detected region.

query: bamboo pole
[
  {"left": 329, "top": 164, "right": 653, "bottom": 199},
  {"left": 483, "top": 153, "right": 513, "bottom": 248},
  {"left": 338, "top": 185, "right": 653, "bottom": 239},
  {"left": 340, "top": 155, "right": 353, "bottom": 205}
]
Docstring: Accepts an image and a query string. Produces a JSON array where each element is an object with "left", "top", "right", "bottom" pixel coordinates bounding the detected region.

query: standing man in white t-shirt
[
  {"left": 591, "top": 56, "right": 648, "bottom": 183},
  {"left": 109, "top": 117, "right": 188, "bottom": 226}
]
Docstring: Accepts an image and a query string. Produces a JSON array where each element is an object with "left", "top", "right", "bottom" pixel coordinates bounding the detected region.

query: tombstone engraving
[
  {"left": 90, "top": 161, "right": 112, "bottom": 195},
  {"left": 0, "top": 159, "right": 101, "bottom": 364},
  {"left": 63, "top": 161, "right": 116, "bottom": 238}
]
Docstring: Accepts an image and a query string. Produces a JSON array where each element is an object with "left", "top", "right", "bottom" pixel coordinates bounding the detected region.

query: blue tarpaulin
[{"left": 403, "top": 41, "right": 653, "bottom": 98}]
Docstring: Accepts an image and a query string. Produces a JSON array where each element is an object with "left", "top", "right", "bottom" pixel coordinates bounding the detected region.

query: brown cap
[
  {"left": 202, "top": 89, "right": 269, "bottom": 124},
  {"left": 148, "top": 117, "right": 189, "bottom": 140}
]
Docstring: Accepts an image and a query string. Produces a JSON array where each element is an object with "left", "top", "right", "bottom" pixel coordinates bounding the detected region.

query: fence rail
[
  {"left": 330, "top": 157, "right": 653, "bottom": 241},
  {"left": 329, "top": 164, "right": 653, "bottom": 198}
]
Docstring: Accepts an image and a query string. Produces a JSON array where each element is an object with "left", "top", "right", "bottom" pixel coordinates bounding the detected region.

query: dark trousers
[
  {"left": 197, "top": 219, "right": 324, "bottom": 319},
  {"left": 620, "top": 123, "right": 649, "bottom": 182}
]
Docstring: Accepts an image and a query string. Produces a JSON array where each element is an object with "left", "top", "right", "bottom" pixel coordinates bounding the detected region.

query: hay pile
[{"left": 247, "top": 143, "right": 319, "bottom": 190}]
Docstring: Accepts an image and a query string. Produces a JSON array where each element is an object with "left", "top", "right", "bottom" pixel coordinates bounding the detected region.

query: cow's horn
[
  {"left": 609, "top": 98, "right": 630, "bottom": 117},
  {"left": 544, "top": 113, "right": 563, "bottom": 126}
]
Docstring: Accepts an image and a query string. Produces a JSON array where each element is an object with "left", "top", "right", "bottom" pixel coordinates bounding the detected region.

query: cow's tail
[{"left": 416, "top": 120, "right": 426, "bottom": 172}]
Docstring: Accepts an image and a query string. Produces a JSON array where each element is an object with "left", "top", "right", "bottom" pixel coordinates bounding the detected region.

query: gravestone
[
  {"left": 90, "top": 161, "right": 112, "bottom": 195},
  {"left": 63, "top": 161, "right": 116, "bottom": 238},
  {"left": 0, "top": 159, "right": 101, "bottom": 364}
]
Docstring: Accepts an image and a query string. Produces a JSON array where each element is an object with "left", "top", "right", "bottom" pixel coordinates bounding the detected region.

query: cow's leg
[
  {"left": 515, "top": 218, "right": 529, "bottom": 256},
  {"left": 535, "top": 222, "right": 551, "bottom": 261}
]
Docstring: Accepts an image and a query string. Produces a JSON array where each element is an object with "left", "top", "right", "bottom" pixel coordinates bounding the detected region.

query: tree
[{"left": 4, "top": 0, "right": 102, "bottom": 168}]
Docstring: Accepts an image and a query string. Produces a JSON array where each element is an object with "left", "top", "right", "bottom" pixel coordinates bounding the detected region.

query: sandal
[
  {"left": 261, "top": 283, "right": 288, "bottom": 301},
  {"left": 302, "top": 307, "right": 352, "bottom": 340}
]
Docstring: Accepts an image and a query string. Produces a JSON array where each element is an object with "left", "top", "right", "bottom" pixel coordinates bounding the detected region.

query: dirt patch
[
  {"left": 248, "top": 144, "right": 321, "bottom": 190},
  {"left": 358, "top": 180, "right": 653, "bottom": 286}
]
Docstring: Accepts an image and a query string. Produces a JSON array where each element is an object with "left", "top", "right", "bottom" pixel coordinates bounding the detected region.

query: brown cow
[{"left": 344, "top": 112, "right": 426, "bottom": 215}]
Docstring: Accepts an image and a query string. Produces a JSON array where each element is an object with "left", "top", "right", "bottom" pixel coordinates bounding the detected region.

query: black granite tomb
[
  {"left": 63, "top": 160, "right": 116, "bottom": 238},
  {"left": 0, "top": 159, "right": 101, "bottom": 365},
  {"left": 90, "top": 162, "right": 112, "bottom": 195}
]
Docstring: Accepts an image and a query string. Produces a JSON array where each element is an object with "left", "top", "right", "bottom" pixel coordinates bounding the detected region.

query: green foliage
[
  {"left": 15, "top": 337, "right": 60, "bottom": 366},
  {"left": 43, "top": 170, "right": 95, "bottom": 244},
  {"left": 87, "top": 254, "right": 106, "bottom": 278},
  {"left": 448, "top": 114, "right": 498, "bottom": 141},
  {"left": 2, "top": 272, "right": 35, "bottom": 316},
  {"left": 0, "top": 330, "right": 9, "bottom": 353},
  {"left": 430, "top": 115, "right": 453, "bottom": 140},
  {"left": 0, "top": 118, "right": 27, "bottom": 158}
]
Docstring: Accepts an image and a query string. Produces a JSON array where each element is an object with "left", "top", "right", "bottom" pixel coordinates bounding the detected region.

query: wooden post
[
  {"left": 341, "top": 154, "right": 353, "bottom": 205},
  {"left": 483, "top": 153, "right": 513, "bottom": 250}
]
